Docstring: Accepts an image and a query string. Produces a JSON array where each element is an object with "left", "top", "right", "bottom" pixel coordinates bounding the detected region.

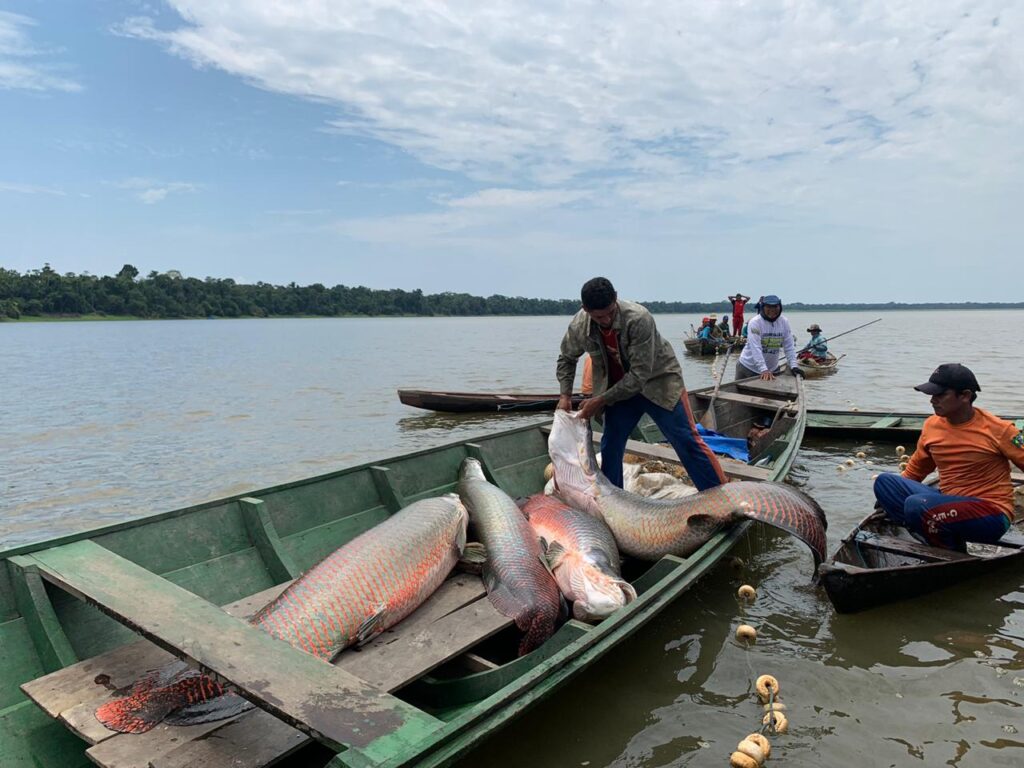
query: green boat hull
[{"left": 1, "top": 377, "right": 803, "bottom": 768}]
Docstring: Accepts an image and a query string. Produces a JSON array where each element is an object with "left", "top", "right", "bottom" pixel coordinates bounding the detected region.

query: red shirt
[{"left": 599, "top": 327, "right": 625, "bottom": 385}]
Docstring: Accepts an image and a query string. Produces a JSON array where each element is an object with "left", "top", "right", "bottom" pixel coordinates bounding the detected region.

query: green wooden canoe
[
  {"left": 0, "top": 375, "right": 803, "bottom": 768},
  {"left": 806, "top": 408, "right": 1024, "bottom": 442}
]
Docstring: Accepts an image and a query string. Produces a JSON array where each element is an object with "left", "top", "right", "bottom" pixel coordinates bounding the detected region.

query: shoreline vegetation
[{"left": 3, "top": 264, "right": 1024, "bottom": 322}]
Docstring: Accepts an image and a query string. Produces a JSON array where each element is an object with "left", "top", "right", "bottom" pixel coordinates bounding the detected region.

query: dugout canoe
[
  {"left": 398, "top": 389, "right": 587, "bottom": 413},
  {"left": 1, "top": 377, "right": 804, "bottom": 768},
  {"left": 682, "top": 336, "right": 745, "bottom": 357},
  {"left": 817, "top": 474, "right": 1024, "bottom": 613},
  {"left": 796, "top": 352, "right": 840, "bottom": 378},
  {"left": 805, "top": 409, "right": 1024, "bottom": 442}
]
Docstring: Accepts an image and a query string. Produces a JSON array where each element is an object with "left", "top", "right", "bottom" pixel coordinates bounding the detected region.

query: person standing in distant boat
[
  {"left": 556, "top": 277, "right": 727, "bottom": 491},
  {"left": 735, "top": 295, "right": 801, "bottom": 381},
  {"left": 873, "top": 364, "right": 1024, "bottom": 551},
  {"left": 798, "top": 324, "right": 829, "bottom": 364},
  {"left": 728, "top": 292, "right": 751, "bottom": 336}
]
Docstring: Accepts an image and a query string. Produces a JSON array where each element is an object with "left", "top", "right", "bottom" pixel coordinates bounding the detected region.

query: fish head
[
  {"left": 567, "top": 561, "right": 638, "bottom": 621},
  {"left": 440, "top": 492, "right": 471, "bottom": 555},
  {"left": 459, "top": 457, "right": 486, "bottom": 482},
  {"left": 548, "top": 411, "right": 602, "bottom": 498}
]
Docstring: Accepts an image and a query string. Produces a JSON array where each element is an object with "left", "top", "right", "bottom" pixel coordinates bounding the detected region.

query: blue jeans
[
  {"left": 872, "top": 473, "right": 1010, "bottom": 550},
  {"left": 600, "top": 394, "right": 726, "bottom": 491}
]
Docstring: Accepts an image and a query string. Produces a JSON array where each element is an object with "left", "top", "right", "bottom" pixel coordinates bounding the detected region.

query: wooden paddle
[{"left": 699, "top": 342, "right": 736, "bottom": 431}]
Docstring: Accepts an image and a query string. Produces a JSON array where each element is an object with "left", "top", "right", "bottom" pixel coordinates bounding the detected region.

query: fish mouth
[
  {"left": 571, "top": 571, "right": 637, "bottom": 621},
  {"left": 549, "top": 411, "right": 600, "bottom": 493}
]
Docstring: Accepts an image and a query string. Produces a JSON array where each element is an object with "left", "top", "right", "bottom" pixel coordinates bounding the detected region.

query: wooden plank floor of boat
[{"left": 21, "top": 545, "right": 508, "bottom": 768}]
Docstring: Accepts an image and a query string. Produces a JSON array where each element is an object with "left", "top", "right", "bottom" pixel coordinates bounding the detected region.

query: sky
[{"left": 1, "top": 1, "right": 1022, "bottom": 303}]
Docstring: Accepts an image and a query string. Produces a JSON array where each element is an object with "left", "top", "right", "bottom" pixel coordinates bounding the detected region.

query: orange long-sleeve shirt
[{"left": 903, "top": 408, "right": 1024, "bottom": 516}]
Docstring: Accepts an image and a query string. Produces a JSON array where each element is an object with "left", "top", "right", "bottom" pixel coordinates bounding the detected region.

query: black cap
[{"left": 914, "top": 363, "right": 981, "bottom": 395}]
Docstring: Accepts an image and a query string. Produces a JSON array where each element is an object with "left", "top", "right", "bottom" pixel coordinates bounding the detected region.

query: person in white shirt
[{"left": 735, "top": 295, "right": 802, "bottom": 381}]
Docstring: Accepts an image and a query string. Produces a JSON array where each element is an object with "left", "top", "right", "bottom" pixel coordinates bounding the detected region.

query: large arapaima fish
[
  {"left": 520, "top": 493, "right": 636, "bottom": 621},
  {"left": 95, "top": 494, "right": 469, "bottom": 734},
  {"left": 548, "top": 410, "right": 827, "bottom": 566},
  {"left": 457, "top": 458, "right": 564, "bottom": 655}
]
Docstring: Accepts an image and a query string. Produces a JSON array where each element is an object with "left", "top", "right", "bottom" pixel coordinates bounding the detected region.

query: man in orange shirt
[{"left": 873, "top": 364, "right": 1024, "bottom": 550}]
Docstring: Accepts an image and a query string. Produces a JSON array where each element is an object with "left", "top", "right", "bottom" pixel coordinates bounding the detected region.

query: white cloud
[
  {"left": 0, "top": 181, "right": 66, "bottom": 195},
  {"left": 117, "top": 1, "right": 1023, "bottom": 193},
  {"left": 108, "top": 1, "right": 1024, "bottom": 300},
  {"left": 0, "top": 12, "right": 81, "bottom": 92},
  {"left": 115, "top": 177, "right": 199, "bottom": 204}
]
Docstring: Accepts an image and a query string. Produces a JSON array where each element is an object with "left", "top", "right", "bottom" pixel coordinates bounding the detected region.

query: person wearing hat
[
  {"left": 873, "top": 364, "right": 1024, "bottom": 551},
  {"left": 735, "top": 294, "right": 801, "bottom": 381},
  {"left": 557, "top": 277, "right": 727, "bottom": 491},
  {"left": 727, "top": 292, "right": 750, "bottom": 336},
  {"left": 797, "top": 324, "right": 828, "bottom": 364},
  {"left": 708, "top": 312, "right": 724, "bottom": 339}
]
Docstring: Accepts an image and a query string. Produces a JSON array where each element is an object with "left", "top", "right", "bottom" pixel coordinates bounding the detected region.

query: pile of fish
[{"left": 96, "top": 410, "right": 827, "bottom": 734}]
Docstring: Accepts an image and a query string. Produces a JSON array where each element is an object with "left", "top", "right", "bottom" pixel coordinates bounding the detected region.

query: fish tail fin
[
  {"left": 95, "top": 663, "right": 229, "bottom": 734},
  {"left": 517, "top": 610, "right": 558, "bottom": 656},
  {"left": 732, "top": 482, "right": 829, "bottom": 566}
]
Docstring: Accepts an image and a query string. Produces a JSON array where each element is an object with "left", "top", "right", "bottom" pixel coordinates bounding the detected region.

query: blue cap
[{"left": 761, "top": 295, "right": 781, "bottom": 305}]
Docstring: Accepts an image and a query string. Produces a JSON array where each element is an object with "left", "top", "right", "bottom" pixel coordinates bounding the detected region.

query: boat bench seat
[
  {"left": 870, "top": 416, "right": 903, "bottom": 429},
  {"left": 855, "top": 532, "right": 973, "bottom": 562},
  {"left": 693, "top": 390, "right": 789, "bottom": 410},
  {"left": 21, "top": 540, "right": 508, "bottom": 768}
]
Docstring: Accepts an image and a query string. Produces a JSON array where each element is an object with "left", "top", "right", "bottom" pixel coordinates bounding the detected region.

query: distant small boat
[
  {"left": 682, "top": 336, "right": 745, "bottom": 357},
  {"left": 398, "top": 389, "right": 587, "bottom": 413},
  {"left": 797, "top": 352, "right": 841, "bottom": 377},
  {"left": 818, "top": 474, "right": 1024, "bottom": 613}
]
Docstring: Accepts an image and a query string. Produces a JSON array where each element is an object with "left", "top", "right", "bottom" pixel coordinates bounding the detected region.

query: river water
[{"left": 3, "top": 310, "right": 1024, "bottom": 766}]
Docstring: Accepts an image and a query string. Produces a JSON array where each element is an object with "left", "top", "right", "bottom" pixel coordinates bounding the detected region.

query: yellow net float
[
  {"left": 736, "top": 624, "right": 757, "bottom": 643},
  {"left": 729, "top": 752, "right": 759, "bottom": 768},
  {"left": 755, "top": 674, "right": 779, "bottom": 702},
  {"left": 744, "top": 733, "right": 771, "bottom": 759},
  {"left": 735, "top": 739, "right": 766, "bottom": 765},
  {"left": 762, "top": 700, "right": 787, "bottom": 712},
  {"left": 762, "top": 710, "right": 789, "bottom": 733},
  {"left": 737, "top": 584, "right": 757, "bottom": 601},
  {"left": 543, "top": 463, "right": 555, "bottom": 481},
  {"left": 896, "top": 445, "right": 906, "bottom": 456},
  {"left": 856, "top": 451, "right": 866, "bottom": 459}
]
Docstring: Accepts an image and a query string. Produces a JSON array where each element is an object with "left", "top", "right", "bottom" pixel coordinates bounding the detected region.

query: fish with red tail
[
  {"left": 521, "top": 493, "right": 636, "bottom": 621},
  {"left": 95, "top": 494, "right": 469, "bottom": 734},
  {"left": 458, "top": 458, "right": 564, "bottom": 654},
  {"left": 548, "top": 411, "right": 827, "bottom": 566}
]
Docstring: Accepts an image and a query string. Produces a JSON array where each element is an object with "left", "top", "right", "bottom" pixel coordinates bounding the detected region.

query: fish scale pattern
[
  {"left": 95, "top": 495, "right": 467, "bottom": 734},
  {"left": 458, "top": 461, "right": 563, "bottom": 655}
]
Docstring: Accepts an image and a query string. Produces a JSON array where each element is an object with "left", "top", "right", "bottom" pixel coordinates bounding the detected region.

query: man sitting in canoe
[
  {"left": 797, "top": 324, "right": 829, "bottom": 364},
  {"left": 556, "top": 277, "right": 727, "bottom": 491},
  {"left": 873, "top": 364, "right": 1024, "bottom": 551}
]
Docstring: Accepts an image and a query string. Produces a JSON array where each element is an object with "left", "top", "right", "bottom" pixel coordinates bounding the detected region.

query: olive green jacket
[{"left": 556, "top": 300, "right": 684, "bottom": 411}]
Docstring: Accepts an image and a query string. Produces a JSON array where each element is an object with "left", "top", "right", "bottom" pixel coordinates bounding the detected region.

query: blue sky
[{"left": 1, "top": 1, "right": 1022, "bottom": 302}]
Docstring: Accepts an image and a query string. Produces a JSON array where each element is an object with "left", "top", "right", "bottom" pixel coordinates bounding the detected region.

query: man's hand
[
  {"left": 556, "top": 394, "right": 574, "bottom": 412},
  {"left": 759, "top": 370, "right": 776, "bottom": 381},
  {"left": 791, "top": 367, "right": 805, "bottom": 378},
  {"left": 576, "top": 395, "right": 606, "bottom": 421}
]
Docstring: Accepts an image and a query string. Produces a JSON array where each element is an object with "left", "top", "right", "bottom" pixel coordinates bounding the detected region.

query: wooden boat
[
  {"left": 818, "top": 474, "right": 1024, "bottom": 613},
  {"left": 1, "top": 376, "right": 804, "bottom": 768},
  {"left": 805, "top": 409, "right": 1024, "bottom": 441},
  {"left": 682, "top": 336, "right": 745, "bottom": 357},
  {"left": 797, "top": 352, "right": 840, "bottom": 377},
  {"left": 399, "top": 389, "right": 586, "bottom": 413}
]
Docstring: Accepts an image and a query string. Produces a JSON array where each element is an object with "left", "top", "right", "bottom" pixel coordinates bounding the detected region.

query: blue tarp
[{"left": 696, "top": 424, "right": 749, "bottom": 462}]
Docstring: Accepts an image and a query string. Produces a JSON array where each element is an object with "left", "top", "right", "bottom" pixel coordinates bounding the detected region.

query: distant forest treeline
[{"left": 2, "top": 265, "right": 1023, "bottom": 320}]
